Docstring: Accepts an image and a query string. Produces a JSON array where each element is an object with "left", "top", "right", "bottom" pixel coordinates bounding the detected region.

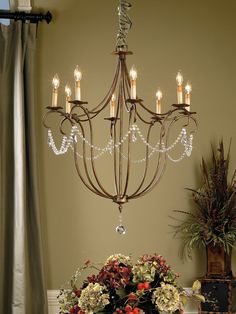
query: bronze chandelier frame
[{"left": 43, "top": 0, "right": 197, "bottom": 232}]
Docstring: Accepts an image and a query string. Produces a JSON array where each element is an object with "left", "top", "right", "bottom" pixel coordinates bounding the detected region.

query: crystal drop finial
[{"left": 116, "top": 224, "right": 126, "bottom": 235}]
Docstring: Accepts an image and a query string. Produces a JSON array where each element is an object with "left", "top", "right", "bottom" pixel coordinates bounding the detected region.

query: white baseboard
[
  {"left": 47, "top": 289, "right": 198, "bottom": 314},
  {"left": 48, "top": 290, "right": 60, "bottom": 314}
]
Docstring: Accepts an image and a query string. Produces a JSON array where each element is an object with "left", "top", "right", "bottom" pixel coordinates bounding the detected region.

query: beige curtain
[{"left": 0, "top": 21, "right": 48, "bottom": 314}]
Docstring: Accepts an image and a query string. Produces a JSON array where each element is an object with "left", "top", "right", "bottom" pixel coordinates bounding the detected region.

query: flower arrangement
[
  {"left": 58, "top": 253, "right": 203, "bottom": 314},
  {"left": 172, "top": 140, "right": 236, "bottom": 257}
]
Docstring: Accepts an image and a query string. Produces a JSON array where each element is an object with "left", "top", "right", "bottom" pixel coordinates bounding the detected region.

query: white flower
[
  {"left": 152, "top": 282, "right": 180, "bottom": 313},
  {"left": 105, "top": 253, "right": 132, "bottom": 266},
  {"left": 132, "top": 261, "right": 157, "bottom": 283},
  {"left": 78, "top": 283, "right": 110, "bottom": 313}
]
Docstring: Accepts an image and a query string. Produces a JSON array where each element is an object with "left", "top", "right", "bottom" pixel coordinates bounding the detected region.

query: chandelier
[{"left": 43, "top": 0, "right": 197, "bottom": 234}]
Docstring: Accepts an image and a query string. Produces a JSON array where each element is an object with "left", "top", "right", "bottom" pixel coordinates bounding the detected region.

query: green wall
[{"left": 36, "top": 0, "right": 236, "bottom": 289}]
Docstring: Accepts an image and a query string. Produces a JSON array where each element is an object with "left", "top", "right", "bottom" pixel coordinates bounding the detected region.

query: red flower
[
  {"left": 143, "top": 282, "right": 150, "bottom": 290},
  {"left": 87, "top": 274, "right": 97, "bottom": 284},
  {"left": 97, "top": 261, "right": 132, "bottom": 289},
  {"left": 137, "top": 282, "right": 150, "bottom": 291},
  {"left": 137, "top": 283, "right": 144, "bottom": 291},
  {"left": 125, "top": 304, "right": 133, "bottom": 312},
  {"left": 75, "top": 290, "right": 81, "bottom": 297},
  {"left": 128, "top": 292, "right": 138, "bottom": 302},
  {"left": 125, "top": 306, "right": 140, "bottom": 314},
  {"left": 84, "top": 259, "right": 91, "bottom": 266}
]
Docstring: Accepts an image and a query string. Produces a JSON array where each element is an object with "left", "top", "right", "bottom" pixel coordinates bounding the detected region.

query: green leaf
[
  {"left": 192, "top": 280, "right": 201, "bottom": 291},
  {"left": 116, "top": 288, "right": 126, "bottom": 298},
  {"left": 194, "top": 294, "right": 205, "bottom": 303},
  {"left": 180, "top": 295, "right": 188, "bottom": 306}
]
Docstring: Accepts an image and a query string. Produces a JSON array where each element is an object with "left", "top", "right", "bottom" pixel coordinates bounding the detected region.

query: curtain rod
[{"left": 0, "top": 10, "right": 52, "bottom": 24}]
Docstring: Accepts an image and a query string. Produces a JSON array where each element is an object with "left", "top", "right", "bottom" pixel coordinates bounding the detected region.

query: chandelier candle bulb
[
  {"left": 65, "top": 84, "right": 72, "bottom": 113},
  {"left": 176, "top": 71, "right": 183, "bottom": 104},
  {"left": 74, "top": 65, "right": 82, "bottom": 100},
  {"left": 110, "top": 94, "right": 116, "bottom": 118},
  {"left": 129, "top": 66, "right": 137, "bottom": 99},
  {"left": 52, "top": 74, "right": 60, "bottom": 107},
  {"left": 185, "top": 82, "right": 192, "bottom": 111},
  {"left": 156, "top": 89, "right": 162, "bottom": 114}
]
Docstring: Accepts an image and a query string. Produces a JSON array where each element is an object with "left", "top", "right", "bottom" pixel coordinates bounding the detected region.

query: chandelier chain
[{"left": 116, "top": 0, "right": 132, "bottom": 50}]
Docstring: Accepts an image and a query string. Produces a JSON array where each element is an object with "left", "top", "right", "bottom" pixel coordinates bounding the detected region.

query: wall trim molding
[
  {"left": 48, "top": 289, "right": 198, "bottom": 314},
  {"left": 17, "top": 0, "right": 32, "bottom": 11},
  {"left": 48, "top": 290, "right": 60, "bottom": 314}
]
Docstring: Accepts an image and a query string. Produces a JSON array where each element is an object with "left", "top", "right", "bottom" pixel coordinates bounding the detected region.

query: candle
[
  {"left": 156, "top": 89, "right": 162, "bottom": 114},
  {"left": 185, "top": 82, "right": 192, "bottom": 111},
  {"left": 65, "top": 84, "right": 72, "bottom": 113},
  {"left": 52, "top": 74, "right": 60, "bottom": 107},
  {"left": 176, "top": 71, "right": 183, "bottom": 104},
  {"left": 74, "top": 65, "right": 82, "bottom": 100},
  {"left": 110, "top": 94, "right": 116, "bottom": 118},
  {"left": 129, "top": 65, "right": 137, "bottom": 99}
]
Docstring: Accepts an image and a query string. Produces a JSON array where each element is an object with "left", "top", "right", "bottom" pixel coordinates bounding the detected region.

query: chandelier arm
[
  {"left": 87, "top": 58, "right": 121, "bottom": 114},
  {"left": 166, "top": 111, "right": 197, "bottom": 131},
  {"left": 164, "top": 112, "right": 197, "bottom": 142},
  {"left": 128, "top": 123, "right": 153, "bottom": 199},
  {"left": 118, "top": 66, "right": 125, "bottom": 196},
  {"left": 165, "top": 107, "right": 197, "bottom": 124},
  {"left": 130, "top": 113, "right": 191, "bottom": 199},
  {"left": 138, "top": 100, "right": 172, "bottom": 117},
  {"left": 120, "top": 57, "right": 134, "bottom": 197},
  {"left": 130, "top": 120, "right": 169, "bottom": 199},
  {"left": 73, "top": 134, "right": 109, "bottom": 198},
  {"left": 43, "top": 109, "right": 67, "bottom": 131},
  {"left": 86, "top": 109, "right": 114, "bottom": 198},
  {"left": 43, "top": 110, "right": 54, "bottom": 129},
  {"left": 60, "top": 116, "right": 75, "bottom": 135},
  {"left": 112, "top": 122, "right": 119, "bottom": 197},
  {"left": 131, "top": 153, "right": 168, "bottom": 199},
  {"left": 129, "top": 139, "right": 167, "bottom": 199},
  {"left": 123, "top": 55, "right": 131, "bottom": 91},
  {"left": 123, "top": 60, "right": 132, "bottom": 107},
  {"left": 121, "top": 107, "right": 134, "bottom": 198},
  {"left": 122, "top": 60, "right": 131, "bottom": 113},
  {"left": 182, "top": 113, "right": 197, "bottom": 131},
  {"left": 69, "top": 59, "right": 121, "bottom": 123},
  {"left": 71, "top": 106, "right": 102, "bottom": 123},
  {"left": 157, "top": 108, "right": 188, "bottom": 130},
  {"left": 70, "top": 95, "right": 112, "bottom": 123},
  {"left": 186, "top": 115, "right": 198, "bottom": 132},
  {"left": 59, "top": 117, "right": 68, "bottom": 135},
  {"left": 86, "top": 67, "right": 119, "bottom": 114},
  {"left": 72, "top": 100, "right": 112, "bottom": 123},
  {"left": 75, "top": 118, "right": 111, "bottom": 198},
  {"left": 135, "top": 108, "right": 153, "bottom": 125},
  {"left": 111, "top": 67, "right": 124, "bottom": 197}
]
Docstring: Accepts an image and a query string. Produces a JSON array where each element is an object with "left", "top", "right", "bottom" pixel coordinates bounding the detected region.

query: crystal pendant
[
  {"left": 181, "top": 134, "right": 187, "bottom": 145},
  {"left": 116, "top": 205, "right": 126, "bottom": 234},
  {"left": 116, "top": 224, "right": 126, "bottom": 235},
  {"left": 48, "top": 137, "right": 51, "bottom": 147},
  {"left": 132, "top": 132, "right": 137, "bottom": 142}
]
